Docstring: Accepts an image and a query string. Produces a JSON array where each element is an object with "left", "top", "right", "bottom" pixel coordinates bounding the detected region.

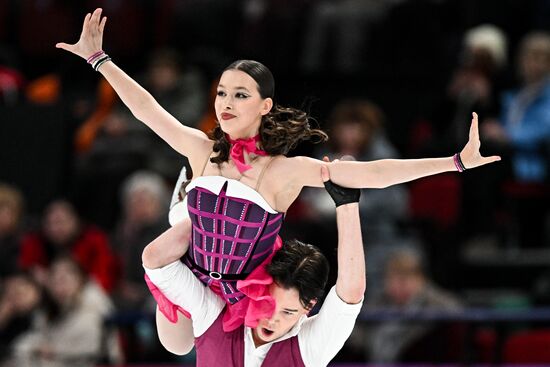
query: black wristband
[{"left": 323, "top": 180, "right": 361, "bottom": 207}]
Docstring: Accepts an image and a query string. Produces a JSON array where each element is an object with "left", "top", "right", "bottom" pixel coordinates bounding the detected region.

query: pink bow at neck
[{"left": 227, "top": 134, "right": 267, "bottom": 173}]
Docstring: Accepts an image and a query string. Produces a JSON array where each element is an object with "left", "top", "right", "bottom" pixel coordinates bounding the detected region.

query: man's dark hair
[{"left": 266, "top": 239, "right": 329, "bottom": 310}]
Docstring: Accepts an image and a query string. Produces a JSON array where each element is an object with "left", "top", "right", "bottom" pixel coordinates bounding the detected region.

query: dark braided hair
[
  {"left": 210, "top": 60, "right": 328, "bottom": 165},
  {"left": 266, "top": 239, "right": 329, "bottom": 310}
]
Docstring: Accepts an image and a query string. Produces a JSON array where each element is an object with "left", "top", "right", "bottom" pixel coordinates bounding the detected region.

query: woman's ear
[{"left": 261, "top": 98, "right": 273, "bottom": 116}]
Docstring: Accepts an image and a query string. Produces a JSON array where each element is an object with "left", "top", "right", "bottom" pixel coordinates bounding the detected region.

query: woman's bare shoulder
[
  {"left": 188, "top": 138, "right": 216, "bottom": 176},
  {"left": 266, "top": 155, "right": 323, "bottom": 189}
]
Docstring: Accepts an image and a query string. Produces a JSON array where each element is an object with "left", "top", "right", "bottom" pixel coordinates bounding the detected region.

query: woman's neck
[{"left": 227, "top": 130, "right": 260, "bottom": 140}]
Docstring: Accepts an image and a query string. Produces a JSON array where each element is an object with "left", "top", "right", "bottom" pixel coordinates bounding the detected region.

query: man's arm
[
  {"left": 297, "top": 164, "right": 365, "bottom": 367},
  {"left": 334, "top": 202, "right": 366, "bottom": 304},
  {"left": 320, "top": 163, "right": 366, "bottom": 303}
]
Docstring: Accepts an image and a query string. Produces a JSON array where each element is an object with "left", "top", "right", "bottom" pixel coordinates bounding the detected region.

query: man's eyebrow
[{"left": 283, "top": 308, "right": 299, "bottom": 312}]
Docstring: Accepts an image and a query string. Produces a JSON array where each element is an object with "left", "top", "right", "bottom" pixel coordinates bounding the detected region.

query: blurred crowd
[{"left": 1, "top": 0, "right": 550, "bottom": 365}]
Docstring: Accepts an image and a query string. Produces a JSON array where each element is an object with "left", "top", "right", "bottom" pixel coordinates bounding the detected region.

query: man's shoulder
[{"left": 301, "top": 286, "right": 363, "bottom": 329}]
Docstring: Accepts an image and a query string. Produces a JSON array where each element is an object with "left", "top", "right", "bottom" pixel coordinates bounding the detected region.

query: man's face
[
  {"left": 251, "top": 283, "right": 313, "bottom": 347},
  {"left": 520, "top": 42, "right": 550, "bottom": 84},
  {"left": 384, "top": 272, "right": 424, "bottom": 307}
]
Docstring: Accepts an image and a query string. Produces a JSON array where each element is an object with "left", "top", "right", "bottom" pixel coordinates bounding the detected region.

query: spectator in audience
[
  {"left": 305, "top": 99, "right": 408, "bottom": 242},
  {"left": 355, "top": 247, "right": 462, "bottom": 363},
  {"left": 0, "top": 273, "right": 42, "bottom": 362},
  {"left": 429, "top": 24, "right": 508, "bottom": 153},
  {"left": 0, "top": 183, "right": 26, "bottom": 281},
  {"left": 423, "top": 25, "right": 510, "bottom": 241},
  {"left": 18, "top": 199, "right": 119, "bottom": 294},
  {"left": 483, "top": 31, "right": 550, "bottom": 183},
  {"left": 482, "top": 31, "right": 550, "bottom": 248},
  {"left": 112, "top": 171, "right": 170, "bottom": 312},
  {"left": 111, "top": 171, "right": 172, "bottom": 362},
  {"left": 301, "top": 0, "right": 402, "bottom": 73},
  {"left": 138, "top": 49, "right": 208, "bottom": 179},
  {"left": 300, "top": 100, "right": 409, "bottom": 292},
  {"left": 142, "top": 48, "right": 207, "bottom": 129},
  {"left": 73, "top": 106, "right": 154, "bottom": 229},
  {"left": 9, "top": 256, "right": 119, "bottom": 367}
]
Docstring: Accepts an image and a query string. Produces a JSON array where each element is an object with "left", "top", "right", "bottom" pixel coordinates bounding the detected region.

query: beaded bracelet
[{"left": 453, "top": 153, "right": 466, "bottom": 172}]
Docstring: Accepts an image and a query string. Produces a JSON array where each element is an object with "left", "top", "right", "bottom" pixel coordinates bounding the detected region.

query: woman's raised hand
[
  {"left": 460, "top": 112, "right": 501, "bottom": 169},
  {"left": 56, "top": 8, "right": 107, "bottom": 60}
]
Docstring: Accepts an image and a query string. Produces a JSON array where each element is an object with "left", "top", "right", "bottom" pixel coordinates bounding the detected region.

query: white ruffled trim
[
  {"left": 168, "top": 166, "right": 190, "bottom": 226},
  {"left": 168, "top": 197, "right": 189, "bottom": 226},
  {"left": 185, "top": 176, "right": 278, "bottom": 214}
]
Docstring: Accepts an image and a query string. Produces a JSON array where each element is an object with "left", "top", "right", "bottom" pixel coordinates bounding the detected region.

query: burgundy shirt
[{"left": 195, "top": 311, "right": 306, "bottom": 367}]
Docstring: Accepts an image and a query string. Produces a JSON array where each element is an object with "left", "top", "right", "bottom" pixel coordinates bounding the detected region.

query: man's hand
[{"left": 321, "top": 157, "right": 360, "bottom": 207}]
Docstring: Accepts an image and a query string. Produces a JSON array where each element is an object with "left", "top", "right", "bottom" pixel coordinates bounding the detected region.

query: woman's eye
[
  {"left": 216, "top": 91, "right": 226, "bottom": 97},
  {"left": 236, "top": 93, "right": 249, "bottom": 99}
]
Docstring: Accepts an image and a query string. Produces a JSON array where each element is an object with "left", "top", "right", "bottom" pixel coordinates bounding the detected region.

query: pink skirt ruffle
[{"left": 145, "top": 236, "right": 283, "bottom": 332}]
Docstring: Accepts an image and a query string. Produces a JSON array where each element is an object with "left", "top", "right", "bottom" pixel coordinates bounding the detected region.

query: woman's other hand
[{"left": 56, "top": 8, "right": 107, "bottom": 60}]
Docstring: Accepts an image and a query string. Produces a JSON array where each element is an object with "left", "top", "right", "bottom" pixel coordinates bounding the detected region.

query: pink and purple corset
[{"left": 183, "top": 176, "right": 284, "bottom": 304}]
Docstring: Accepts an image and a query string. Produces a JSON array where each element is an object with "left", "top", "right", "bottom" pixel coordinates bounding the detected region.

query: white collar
[{"left": 186, "top": 176, "right": 279, "bottom": 214}]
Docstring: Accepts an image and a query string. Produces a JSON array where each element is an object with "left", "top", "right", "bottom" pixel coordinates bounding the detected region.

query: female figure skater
[{"left": 57, "top": 7, "right": 500, "bottom": 350}]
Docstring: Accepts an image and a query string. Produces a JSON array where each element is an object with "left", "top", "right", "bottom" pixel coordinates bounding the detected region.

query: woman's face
[
  {"left": 42, "top": 201, "right": 79, "bottom": 246},
  {"left": 333, "top": 121, "right": 369, "bottom": 154},
  {"left": 214, "top": 69, "right": 273, "bottom": 139},
  {"left": 125, "top": 188, "right": 162, "bottom": 224},
  {"left": 48, "top": 260, "right": 83, "bottom": 305}
]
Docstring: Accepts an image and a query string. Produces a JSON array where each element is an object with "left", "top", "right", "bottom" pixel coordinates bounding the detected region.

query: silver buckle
[{"left": 209, "top": 271, "right": 222, "bottom": 280}]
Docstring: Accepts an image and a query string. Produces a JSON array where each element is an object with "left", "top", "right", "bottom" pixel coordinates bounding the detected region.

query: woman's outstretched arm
[
  {"left": 286, "top": 112, "right": 500, "bottom": 190},
  {"left": 56, "top": 8, "right": 212, "bottom": 169}
]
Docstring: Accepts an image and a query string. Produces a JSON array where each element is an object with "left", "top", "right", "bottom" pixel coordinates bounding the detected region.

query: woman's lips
[{"left": 221, "top": 113, "right": 236, "bottom": 120}]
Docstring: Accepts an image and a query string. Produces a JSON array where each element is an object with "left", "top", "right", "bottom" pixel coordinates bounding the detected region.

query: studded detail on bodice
[{"left": 183, "top": 176, "right": 283, "bottom": 304}]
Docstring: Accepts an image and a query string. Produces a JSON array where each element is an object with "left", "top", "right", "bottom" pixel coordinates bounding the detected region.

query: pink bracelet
[
  {"left": 453, "top": 153, "right": 465, "bottom": 172},
  {"left": 86, "top": 50, "right": 105, "bottom": 64}
]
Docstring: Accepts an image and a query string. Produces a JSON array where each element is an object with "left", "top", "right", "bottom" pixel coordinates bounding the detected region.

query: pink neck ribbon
[{"left": 227, "top": 134, "right": 267, "bottom": 173}]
